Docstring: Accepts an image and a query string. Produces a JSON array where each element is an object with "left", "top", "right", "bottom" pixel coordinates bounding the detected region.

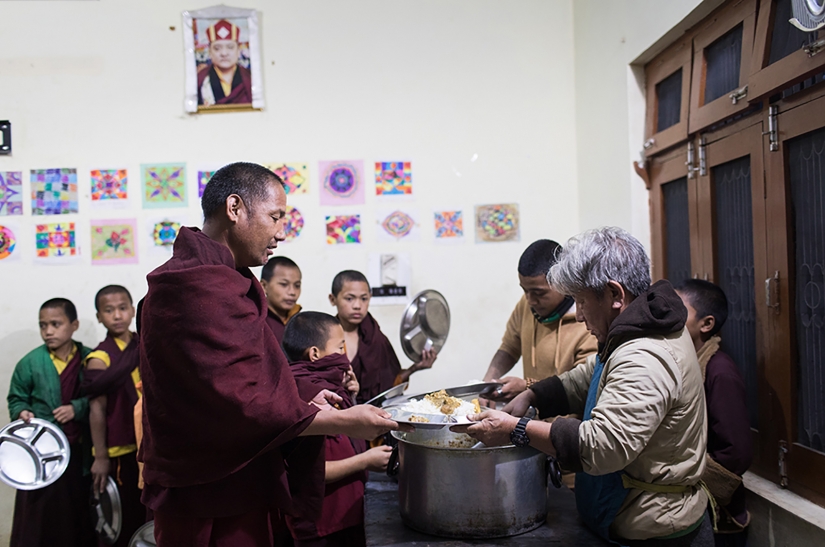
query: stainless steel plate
[
  {"left": 400, "top": 290, "right": 450, "bottom": 362},
  {"left": 92, "top": 476, "right": 122, "bottom": 545},
  {"left": 386, "top": 407, "right": 459, "bottom": 430},
  {"left": 129, "top": 521, "right": 155, "bottom": 547},
  {"left": 384, "top": 382, "right": 502, "bottom": 409},
  {"left": 364, "top": 382, "right": 409, "bottom": 407},
  {"left": 0, "top": 418, "right": 71, "bottom": 490}
]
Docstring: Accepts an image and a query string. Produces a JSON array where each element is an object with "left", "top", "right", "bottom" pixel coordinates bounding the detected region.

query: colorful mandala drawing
[
  {"left": 266, "top": 164, "right": 309, "bottom": 195},
  {"left": 91, "top": 219, "right": 138, "bottom": 265},
  {"left": 152, "top": 220, "right": 181, "bottom": 246},
  {"left": 35, "top": 222, "right": 77, "bottom": 258},
  {"left": 326, "top": 215, "right": 361, "bottom": 245},
  {"left": 475, "top": 204, "right": 520, "bottom": 242},
  {"left": 381, "top": 210, "right": 415, "bottom": 239},
  {"left": 198, "top": 170, "right": 215, "bottom": 198},
  {"left": 0, "top": 172, "right": 23, "bottom": 216},
  {"left": 31, "top": 169, "right": 79, "bottom": 215},
  {"left": 141, "top": 164, "right": 187, "bottom": 208},
  {"left": 283, "top": 206, "right": 305, "bottom": 242},
  {"left": 375, "top": 162, "right": 412, "bottom": 196},
  {"left": 434, "top": 211, "right": 464, "bottom": 238},
  {"left": 91, "top": 169, "right": 128, "bottom": 201},
  {"left": 0, "top": 225, "right": 17, "bottom": 260},
  {"left": 319, "top": 160, "right": 364, "bottom": 205}
]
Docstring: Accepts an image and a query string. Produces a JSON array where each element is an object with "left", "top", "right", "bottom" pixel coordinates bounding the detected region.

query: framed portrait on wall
[{"left": 182, "top": 5, "right": 264, "bottom": 113}]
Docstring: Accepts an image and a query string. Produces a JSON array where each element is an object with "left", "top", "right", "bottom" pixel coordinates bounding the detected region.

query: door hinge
[
  {"left": 729, "top": 85, "right": 748, "bottom": 104},
  {"left": 686, "top": 141, "right": 698, "bottom": 178},
  {"left": 803, "top": 38, "right": 825, "bottom": 57},
  {"left": 763, "top": 105, "right": 779, "bottom": 152},
  {"left": 765, "top": 271, "right": 780, "bottom": 313},
  {"left": 779, "top": 441, "right": 789, "bottom": 488},
  {"left": 698, "top": 136, "right": 707, "bottom": 176}
]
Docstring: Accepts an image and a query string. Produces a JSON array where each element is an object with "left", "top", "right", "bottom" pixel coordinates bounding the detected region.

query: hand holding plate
[{"left": 451, "top": 409, "right": 519, "bottom": 447}]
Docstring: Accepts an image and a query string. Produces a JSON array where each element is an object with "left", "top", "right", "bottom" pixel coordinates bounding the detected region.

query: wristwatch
[{"left": 509, "top": 416, "right": 531, "bottom": 448}]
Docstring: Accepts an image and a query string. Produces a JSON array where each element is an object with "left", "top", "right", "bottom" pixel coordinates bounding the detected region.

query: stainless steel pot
[{"left": 389, "top": 429, "right": 548, "bottom": 538}]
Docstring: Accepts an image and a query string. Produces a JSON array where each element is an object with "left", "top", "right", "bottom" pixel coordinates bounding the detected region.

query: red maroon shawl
[
  {"left": 197, "top": 64, "right": 252, "bottom": 105},
  {"left": 348, "top": 314, "right": 402, "bottom": 405},
  {"left": 82, "top": 334, "right": 139, "bottom": 449},
  {"left": 138, "top": 227, "right": 323, "bottom": 518},
  {"left": 287, "top": 353, "right": 367, "bottom": 540},
  {"left": 59, "top": 348, "right": 85, "bottom": 445}
]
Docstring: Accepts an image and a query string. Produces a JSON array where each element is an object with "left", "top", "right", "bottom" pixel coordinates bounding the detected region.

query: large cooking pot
[{"left": 388, "top": 428, "right": 548, "bottom": 538}]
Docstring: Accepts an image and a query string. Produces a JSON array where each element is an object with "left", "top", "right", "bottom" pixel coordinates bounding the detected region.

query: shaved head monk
[{"left": 138, "top": 162, "right": 403, "bottom": 547}]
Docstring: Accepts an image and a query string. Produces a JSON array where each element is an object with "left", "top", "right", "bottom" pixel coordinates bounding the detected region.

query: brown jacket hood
[{"left": 600, "top": 279, "right": 687, "bottom": 362}]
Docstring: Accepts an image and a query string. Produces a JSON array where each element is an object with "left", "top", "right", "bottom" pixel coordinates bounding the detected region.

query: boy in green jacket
[{"left": 6, "top": 298, "right": 96, "bottom": 547}]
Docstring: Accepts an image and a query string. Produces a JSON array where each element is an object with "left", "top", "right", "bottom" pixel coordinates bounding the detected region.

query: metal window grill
[
  {"left": 705, "top": 23, "right": 744, "bottom": 104},
  {"left": 656, "top": 69, "right": 683, "bottom": 133},
  {"left": 662, "top": 177, "right": 692, "bottom": 283}
]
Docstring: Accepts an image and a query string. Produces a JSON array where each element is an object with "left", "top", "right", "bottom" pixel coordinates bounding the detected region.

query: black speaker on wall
[{"left": 0, "top": 121, "right": 10, "bottom": 155}]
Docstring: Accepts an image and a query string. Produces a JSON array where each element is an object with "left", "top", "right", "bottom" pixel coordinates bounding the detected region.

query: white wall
[{"left": 0, "top": 1, "right": 578, "bottom": 541}]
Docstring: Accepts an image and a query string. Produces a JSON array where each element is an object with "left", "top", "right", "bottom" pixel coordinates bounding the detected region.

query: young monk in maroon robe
[
  {"left": 282, "top": 312, "right": 394, "bottom": 547},
  {"left": 329, "top": 271, "right": 437, "bottom": 405},
  {"left": 261, "top": 256, "right": 303, "bottom": 343},
  {"left": 84, "top": 285, "right": 146, "bottom": 547},
  {"left": 7, "top": 298, "right": 96, "bottom": 547},
  {"left": 138, "top": 162, "right": 404, "bottom": 547}
]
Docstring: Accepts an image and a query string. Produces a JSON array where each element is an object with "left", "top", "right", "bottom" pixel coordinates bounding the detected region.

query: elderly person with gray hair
[{"left": 453, "top": 227, "right": 711, "bottom": 546}]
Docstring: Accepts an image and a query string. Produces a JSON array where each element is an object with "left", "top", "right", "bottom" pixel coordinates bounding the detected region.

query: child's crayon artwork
[
  {"left": 377, "top": 209, "right": 419, "bottom": 242},
  {"left": 319, "top": 160, "right": 364, "bottom": 206},
  {"left": 375, "top": 161, "right": 412, "bottom": 198},
  {"left": 91, "top": 219, "right": 138, "bottom": 265},
  {"left": 152, "top": 220, "right": 181, "bottom": 247},
  {"left": 91, "top": 169, "right": 128, "bottom": 201},
  {"left": 141, "top": 164, "right": 187, "bottom": 208},
  {"left": 31, "top": 169, "right": 79, "bottom": 215},
  {"left": 0, "top": 224, "right": 18, "bottom": 260},
  {"left": 475, "top": 203, "right": 520, "bottom": 243},
  {"left": 266, "top": 163, "right": 309, "bottom": 195},
  {"left": 326, "top": 215, "right": 361, "bottom": 245},
  {"left": 197, "top": 170, "right": 215, "bottom": 198},
  {"left": 0, "top": 172, "right": 23, "bottom": 216},
  {"left": 35, "top": 222, "right": 77, "bottom": 259},
  {"left": 283, "top": 206, "right": 304, "bottom": 242},
  {"left": 434, "top": 211, "right": 464, "bottom": 239}
]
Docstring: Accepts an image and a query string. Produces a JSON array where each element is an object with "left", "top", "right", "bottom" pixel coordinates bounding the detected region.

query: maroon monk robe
[
  {"left": 197, "top": 64, "right": 253, "bottom": 105},
  {"left": 267, "top": 309, "right": 288, "bottom": 343},
  {"left": 287, "top": 354, "right": 367, "bottom": 543},
  {"left": 138, "top": 227, "right": 325, "bottom": 539},
  {"left": 11, "top": 348, "right": 96, "bottom": 547},
  {"left": 348, "top": 314, "right": 402, "bottom": 405}
]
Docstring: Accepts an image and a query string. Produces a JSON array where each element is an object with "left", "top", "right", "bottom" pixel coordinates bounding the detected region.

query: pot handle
[
  {"left": 387, "top": 444, "right": 400, "bottom": 477},
  {"left": 547, "top": 456, "right": 563, "bottom": 489}
]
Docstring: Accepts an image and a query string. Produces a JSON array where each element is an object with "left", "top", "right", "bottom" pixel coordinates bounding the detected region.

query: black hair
[
  {"left": 331, "top": 270, "right": 370, "bottom": 297},
  {"left": 673, "top": 279, "right": 728, "bottom": 336},
  {"left": 95, "top": 285, "right": 133, "bottom": 312},
  {"left": 201, "top": 162, "right": 285, "bottom": 220},
  {"left": 518, "top": 239, "right": 563, "bottom": 277},
  {"left": 282, "top": 312, "right": 341, "bottom": 363},
  {"left": 261, "top": 256, "right": 300, "bottom": 282},
  {"left": 40, "top": 298, "right": 78, "bottom": 323}
]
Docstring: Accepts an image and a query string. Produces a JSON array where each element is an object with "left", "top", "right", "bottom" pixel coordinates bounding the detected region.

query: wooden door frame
[
  {"left": 644, "top": 34, "right": 694, "bottom": 157},
  {"left": 748, "top": 0, "right": 825, "bottom": 101},
  {"left": 764, "top": 93, "right": 825, "bottom": 502}
]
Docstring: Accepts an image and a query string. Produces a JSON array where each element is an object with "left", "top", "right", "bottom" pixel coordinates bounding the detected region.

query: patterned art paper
[
  {"left": 434, "top": 211, "right": 464, "bottom": 239},
  {"left": 198, "top": 170, "right": 215, "bottom": 198},
  {"left": 326, "top": 215, "right": 361, "bottom": 245},
  {"left": 141, "top": 164, "right": 187, "bottom": 208},
  {"left": 319, "top": 161, "right": 365, "bottom": 206},
  {"left": 91, "top": 169, "right": 128, "bottom": 201},
  {"left": 266, "top": 163, "right": 309, "bottom": 195},
  {"left": 377, "top": 209, "right": 419, "bottom": 242},
  {"left": 375, "top": 161, "right": 412, "bottom": 197},
  {"left": 0, "top": 224, "right": 18, "bottom": 260},
  {"left": 0, "top": 172, "right": 23, "bottom": 216},
  {"left": 91, "top": 219, "right": 138, "bottom": 265},
  {"left": 152, "top": 219, "right": 182, "bottom": 247},
  {"left": 475, "top": 203, "right": 520, "bottom": 243},
  {"left": 35, "top": 222, "right": 77, "bottom": 259},
  {"left": 283, "top": 205, "right": 304, "bottom": 242},
  {"left": 31, "top": 169, "right": 79, "bottom": 215}
]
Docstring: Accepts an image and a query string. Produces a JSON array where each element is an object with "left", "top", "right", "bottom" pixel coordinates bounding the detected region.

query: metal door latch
[
  {"left": 687, "top": 141, "right": 698, "bottom": 178},
  {"left": 803, "top": 38, "right": 825, "bottom": 57},
  {"left": 765, "top": 271, "right": 780, "bottom": 313},
  {"left": 763, "top": 105, "right": 779, "bottom": 152},
  {"left": 779, "top": 441, "right": 789, "bottom": 488},
  {"left": 698, "top": 136, "right": 707, "bottom": 176},
  {"left": 729, "top": 85, "right": 748, "bottom": 104}
]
